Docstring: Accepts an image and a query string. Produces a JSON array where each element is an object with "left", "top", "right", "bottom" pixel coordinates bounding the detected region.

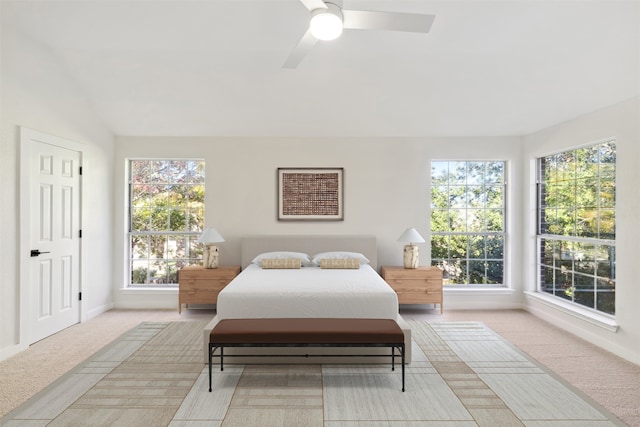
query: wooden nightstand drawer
[
  {"left": 382, "top": 268, "right": 442, "bottom": 281},
  {"left": 385, "top": 278, "right": 441, "bottom": 290},
  {"left": 180, "top": 278, "right": 233, "bottom": 291},
  {"left": 179, "top": 268, "right": 239, "bottom": 281},
  {"left": 387, "top": 280, "right": 442, "bottom": 304},
  {"left": 179, "top": 288, "right": 222, "bottom": 305}
]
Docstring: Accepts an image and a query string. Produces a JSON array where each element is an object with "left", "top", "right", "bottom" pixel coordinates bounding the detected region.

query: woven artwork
[{"left": 278, "top": 168, "right": 343, "bottom": 220}]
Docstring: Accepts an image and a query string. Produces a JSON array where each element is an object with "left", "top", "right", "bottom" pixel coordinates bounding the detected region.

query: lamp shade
[
  {"left": 197, "top": 228, "right": 225, "bottom": 244},
  {"left": 397, "top": 227, "right": 425, "bottom": 244},
  {"left": 310, "top": 4, "right": 343, "bottom": 40}
]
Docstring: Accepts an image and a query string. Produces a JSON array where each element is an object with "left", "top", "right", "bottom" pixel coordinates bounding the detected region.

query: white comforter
[{"left": 216, "top": 264, "right": 399, "bottom": 320}]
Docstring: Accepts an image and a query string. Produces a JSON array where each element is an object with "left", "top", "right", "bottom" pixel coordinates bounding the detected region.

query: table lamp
[
  {"left": 397, "top": 227, "right": 425, "bottom": 269},
  {"left": 197, "top": 228, "right": 225, "bottom": 268}
]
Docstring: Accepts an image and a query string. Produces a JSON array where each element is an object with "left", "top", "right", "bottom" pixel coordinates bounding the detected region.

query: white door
[{"left": 25, "top": 131, "right": 81, "bottom": 343}]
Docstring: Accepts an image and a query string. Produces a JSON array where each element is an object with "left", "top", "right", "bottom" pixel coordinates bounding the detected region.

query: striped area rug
[{"left": 1, "top": 320, "right": 626, "bottom": 426}]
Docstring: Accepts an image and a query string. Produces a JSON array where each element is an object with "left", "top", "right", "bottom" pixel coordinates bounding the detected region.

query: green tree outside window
[
  {"left": 430, "top": 161, "right": 506, "bottom": 285},
  {"left": 129, "top": 160, "right": 205, "bottom": 286},
  {"left": 537, "top": 141, "right": 616, "bottom": 315}
]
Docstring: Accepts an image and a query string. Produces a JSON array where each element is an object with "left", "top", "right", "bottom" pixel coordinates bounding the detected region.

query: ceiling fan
[{"left": 283, "top": 0, "right": 436, "bottom": 69}]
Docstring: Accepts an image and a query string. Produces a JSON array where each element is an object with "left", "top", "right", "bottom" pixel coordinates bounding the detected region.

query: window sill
[{"left": 524, "top": 291, "right": 618, "bottom": 332}]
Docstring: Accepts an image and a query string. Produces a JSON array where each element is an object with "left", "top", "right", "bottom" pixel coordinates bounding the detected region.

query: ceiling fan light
[{"left": 310, "top": 5, "right": 343, "bottom": 41}]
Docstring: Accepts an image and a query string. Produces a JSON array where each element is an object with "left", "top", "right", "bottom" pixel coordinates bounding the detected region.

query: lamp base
[
  {"left": 203, "top": 244, "right": 219, "bottom": 269},
  {"left": 403, "top": 244, "right": 419, "bottom": 269}
]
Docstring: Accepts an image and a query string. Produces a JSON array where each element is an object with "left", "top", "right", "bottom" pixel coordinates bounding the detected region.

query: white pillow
[
  {"left": 312, "top": 251, "right": 370, "bottom": 265},
  {"left": 251, "top": 251, "right": 313, "bottom": 266}
]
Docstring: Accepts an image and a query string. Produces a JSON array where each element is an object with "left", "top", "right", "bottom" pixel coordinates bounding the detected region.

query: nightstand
[
  {"left": 381, "top": 266, "right": 444, "bottom": 313},
  {"left": 178, "top": 265, "right": 241, "bottom": 313}
]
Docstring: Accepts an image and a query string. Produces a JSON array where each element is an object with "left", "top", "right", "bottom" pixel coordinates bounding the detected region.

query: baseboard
[
  {"left": 114, "top": 288, "right": 178, "bottom": 309},
  {"left": 85, "top": 302, "right": 114, "bottom": 321},
  {"left": 443, "top": 287, "right": 523, "bottom": 310},
  {"left": 0, "top": 343, "right": 28, "bottom": 362},
  {"left": 114, "top": 300, "right": 178, "bottom": 310}
]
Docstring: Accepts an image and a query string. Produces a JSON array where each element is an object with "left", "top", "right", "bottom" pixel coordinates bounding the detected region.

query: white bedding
[{"left": 216, "top": 264, "right": 399, "bottom": 320}]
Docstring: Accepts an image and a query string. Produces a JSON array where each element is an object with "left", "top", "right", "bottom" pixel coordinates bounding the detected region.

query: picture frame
[{"left": 277, "top": 168, "right": 344, "bottom": 221}]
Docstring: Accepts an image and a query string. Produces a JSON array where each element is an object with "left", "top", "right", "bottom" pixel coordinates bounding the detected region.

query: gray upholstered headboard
[{"left": 241, "top": 235, "right": 377, "bottom": 270}]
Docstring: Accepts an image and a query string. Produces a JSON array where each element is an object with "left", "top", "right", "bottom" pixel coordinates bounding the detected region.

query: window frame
[
  {"left": 127, "top": 158, "right": 205, "bottom": 288},
  {"left": 535, "top": 139, "right": 616, "bottom": 316},
  {"left": 430, "top": 160, "right": 507, "bottom": 287}
]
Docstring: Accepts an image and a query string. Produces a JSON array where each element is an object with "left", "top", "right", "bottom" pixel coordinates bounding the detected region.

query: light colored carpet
[
  {"left": 0, "top": 309, "right": 212, "bottom": 418},
  {"left": 1, "top": 320, "right": 628, "bottom": 426}
]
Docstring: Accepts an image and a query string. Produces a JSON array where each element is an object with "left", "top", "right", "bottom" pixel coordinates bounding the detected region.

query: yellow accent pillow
[
  {"left": 261, "top": 258, "right": 302, "bottom": 269},
  {"left": 319, "top": 258, "right": 360, "bottom": 269}
]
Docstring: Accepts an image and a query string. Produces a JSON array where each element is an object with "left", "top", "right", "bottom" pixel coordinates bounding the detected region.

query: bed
[
  {"left": 202, "top": 235, "right": 413, "bottom": 364},
  {"left": 216, "top": 263, "right": 399, "bottom": 320}
]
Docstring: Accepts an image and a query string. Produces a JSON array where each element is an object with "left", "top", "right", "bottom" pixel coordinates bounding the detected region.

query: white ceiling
[{"left": 2, "top": 0, "right": 639, "bottom": 137}]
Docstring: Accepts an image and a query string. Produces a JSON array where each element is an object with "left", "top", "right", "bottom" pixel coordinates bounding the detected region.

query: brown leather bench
[{"left": 209, "top": 318, "right": 406, "bottom": 392}]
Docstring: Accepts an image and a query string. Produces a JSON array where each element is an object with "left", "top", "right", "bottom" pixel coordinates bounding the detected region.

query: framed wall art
[{"left": 277, "top": 168, "right": 344, "bottom": 221}]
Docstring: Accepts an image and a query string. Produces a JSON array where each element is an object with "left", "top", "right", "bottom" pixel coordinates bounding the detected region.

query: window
[
  {"left": 430, "top": 161, "right": 506, "bottom": 285},
  {"left": 128, "top": 160, "right": 205, "bottom": 287},
  {"left": 537, "top": 140, "right": 616, "bottom": 315}
]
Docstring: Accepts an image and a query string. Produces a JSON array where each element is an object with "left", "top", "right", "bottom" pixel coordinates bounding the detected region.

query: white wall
[
  {"left": 522, "top": 97, "right": 640, "bottom": 365},
  {"left": 0, "top": 27, "right": 115, "bottom": 360},
  {"left": 113, "top": 136, "right": 524, "bottom": 310}
]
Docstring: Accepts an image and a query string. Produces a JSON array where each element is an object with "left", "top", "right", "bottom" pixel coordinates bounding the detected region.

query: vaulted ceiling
[{"left": 3, "top": 0, "right": 639, "bottom": 137}]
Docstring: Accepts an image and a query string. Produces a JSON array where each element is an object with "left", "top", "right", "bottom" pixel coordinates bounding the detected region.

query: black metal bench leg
[
  {"left": 391, "top": 345, "right": 395, "bottom": 371},
  {"left": 401, "top": 344, "right": 405, "bottom": 392},
  {"left": 220, "top": 346, "right": 224, "bottom": 371},
  {"left": 208, "top": 344, "right": 213, "bottom": 392}
]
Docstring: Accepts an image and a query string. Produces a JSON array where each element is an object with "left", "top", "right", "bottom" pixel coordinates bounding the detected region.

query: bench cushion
[{"left": 210, "top": 318, "right": 404, "bottom": 345}]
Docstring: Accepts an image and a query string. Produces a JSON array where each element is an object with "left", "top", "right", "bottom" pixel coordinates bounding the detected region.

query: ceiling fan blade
[
  {"left": 342, "top": 10, "right": 435, "bottom": 33},
  {"left": 300, "top": 0, "right": 327, "bottom": 12},
  {"left": 283, "top": 29, "right": 318, "bottom": 69}
]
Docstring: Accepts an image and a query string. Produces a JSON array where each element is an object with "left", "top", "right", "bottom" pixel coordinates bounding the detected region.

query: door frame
[{"left": 19, "top": 127, "right": 84, "bottom": 345}]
